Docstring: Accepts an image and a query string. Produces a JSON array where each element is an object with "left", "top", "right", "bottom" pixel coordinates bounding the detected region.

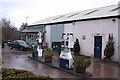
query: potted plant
[
  {"left": 73, "top": 56, "right": 91, "bottom": 73},
  {"left": 44, "top": 48, "right": 53, "bottom": 62},
  {"left": 31, "top": 44, "right": 37, "bottom": 58},
  {"left": 73, "top": 38, "right": 80, "bottom": 56},
  {"left": 104, "top": 34, "right": 115, "bottom": 61}
]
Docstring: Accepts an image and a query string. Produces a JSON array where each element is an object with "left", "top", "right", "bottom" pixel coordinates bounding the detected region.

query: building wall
[
  {"left": 21, "top": 25, "right": 45, "bottom": 45},
  {"left": 24, "top": 33, "right": 38, "bottom": 45},
  {"left": 64, "top": 18, "right": 118, "bottom": 61},
  {"left": 118, "top": 18, "right": 120, "bottom": 63},
  {"left": 45, "top": 25, "right": 51, "bottom": 48},
  {"left": 50, "top": 24, "right": 64, "bottom": 44},
  {"left": 45, "top": 24, "right": 64, "bottom": 48}
]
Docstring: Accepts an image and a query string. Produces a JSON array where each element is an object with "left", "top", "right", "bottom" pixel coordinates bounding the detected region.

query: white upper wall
[
  {"left": 118, "top": 19, "right": 120, "bottom": 63},
  {"left": 45, "top": 25, "right": 51, "bottom": 48},
  {"left": 64, "top": 18, "right": 118, "bottom": 61}
]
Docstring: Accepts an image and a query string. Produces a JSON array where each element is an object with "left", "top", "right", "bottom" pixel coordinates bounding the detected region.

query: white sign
[{"left": 37, "top": 46, "right": 43, "bottom": 57}]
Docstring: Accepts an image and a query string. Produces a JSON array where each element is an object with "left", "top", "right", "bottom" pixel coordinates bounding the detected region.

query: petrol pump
[
  {"left": 59, "top": 33, "right": 74, "bottom": 69},
  {"left": 37, "top": 31, "right": 43, "bottom": 57}
]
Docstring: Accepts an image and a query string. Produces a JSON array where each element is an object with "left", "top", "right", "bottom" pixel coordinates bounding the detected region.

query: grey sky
[{"left": 0, "top": 0, "right": 119, "bottom": 29}]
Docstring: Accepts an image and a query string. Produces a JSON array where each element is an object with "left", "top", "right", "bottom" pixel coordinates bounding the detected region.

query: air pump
[{"left": 59, "top": 33, "right": 74, "bottom": 69}]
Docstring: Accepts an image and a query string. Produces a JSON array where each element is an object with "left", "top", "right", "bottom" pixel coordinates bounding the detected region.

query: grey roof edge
[
  {"left": 28, "top": 15, "right": 119, "bottom": 26},
  {"left": 21, "top": 25, "right": 44, "bottom": 33}
]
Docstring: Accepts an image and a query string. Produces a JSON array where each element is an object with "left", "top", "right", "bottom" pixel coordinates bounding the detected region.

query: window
[
  {"left": 67, "top": 13, "right": 79, "bottom": 18},
  {"left": 84, "top": 10, "right": 98, "bottom": 15},
  {"left": 28, "top": 35, "right": 33, "bottom": 40}
]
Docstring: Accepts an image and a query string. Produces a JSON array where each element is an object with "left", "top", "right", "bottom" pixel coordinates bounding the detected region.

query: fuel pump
[
  {"left": 37, "top": 31, "right": 43, "bottom": 57},
  {"left": 59, "top": 33, "right": 74, "bottom": 69}
]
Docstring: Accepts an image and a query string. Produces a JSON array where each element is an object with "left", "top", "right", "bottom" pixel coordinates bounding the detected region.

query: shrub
[
  {"left": 73, "top": 38, "right": 80, "bottom": 55},
  {"left": 0, "top": 60, "right": 4, "bottom": 65},
  {"left": 2, "top": 68, "right": 52, "bottom": 80},
  {"left": 44, "top": 48, "right": 53, "bottom": 58},
  {"left": 74, "top": 56, "right": 91, "bottom": 69},
  {"left": 104, "top": 34, "right": 115, "bottom": 58},
  {"left": 31, "top": 44, "right": 37, "bottom": 57}
]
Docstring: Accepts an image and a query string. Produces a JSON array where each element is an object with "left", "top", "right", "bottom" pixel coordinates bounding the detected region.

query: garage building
[{"left": 28, "top": 4, "right": 120, "bottom": 62}]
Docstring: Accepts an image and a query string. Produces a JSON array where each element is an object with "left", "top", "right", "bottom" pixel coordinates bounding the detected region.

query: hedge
[{"left": 2, "top": 68, "right": 52, "bottom": 80}]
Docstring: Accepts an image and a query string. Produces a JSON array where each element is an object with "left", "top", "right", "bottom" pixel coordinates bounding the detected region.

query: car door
[{"left": 13, "top": 41, "right": 19, "bottom": 48}]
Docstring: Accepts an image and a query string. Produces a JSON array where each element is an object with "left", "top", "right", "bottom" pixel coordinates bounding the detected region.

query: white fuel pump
[
  {"left": 59, "top": 33, "right": 74, "bottom": 69},
  {"left": 37, "top": 31, "right": 43, "bottom": 57}
]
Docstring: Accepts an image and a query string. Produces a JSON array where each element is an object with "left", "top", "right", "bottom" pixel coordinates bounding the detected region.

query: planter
[
  {"left": 44, "top": 48, "right": 53, "bottom": 62},
  {"left": 34, "top": 51, "right": 38, "bottom": 59},
  {"left": 32, "top": 53, "right": 35, "bottom": 58},
  {"left": 31, "top": 45, "right": 37, "bottom": 58},
  {"left": 103, "top": 57, "right": 111, "bottom": 62},
  {"left": 44, "top": 57, "right": 52, "bottom": 62},
  {"left": 74, "top": 52, "right": 80, "bottom": 56},
  {"left": 75, "top": 67, "right": 86, "bottom": 73},
  {"left": 74, "top": 56, "right": 91, "bottom": 74}
]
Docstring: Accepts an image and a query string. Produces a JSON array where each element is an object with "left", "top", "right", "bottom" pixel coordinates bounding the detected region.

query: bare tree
[{"left": 0, "top": 18, "right": 21, "bottom": 41}]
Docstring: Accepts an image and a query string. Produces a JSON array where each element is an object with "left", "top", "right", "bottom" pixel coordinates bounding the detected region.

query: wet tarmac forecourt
[{"left": 2, "top": 46, "right": 120, "bottom": 80}]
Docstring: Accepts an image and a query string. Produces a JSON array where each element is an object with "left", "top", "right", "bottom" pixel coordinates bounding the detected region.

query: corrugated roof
[
  {"left": 21, "top": 26, "right": 43, "bottom": 33},
  {"left": 30, "top": 4, "right": 119, "bottom": 26}
]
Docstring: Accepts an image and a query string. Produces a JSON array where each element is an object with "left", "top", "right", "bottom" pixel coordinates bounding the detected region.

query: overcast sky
[{"left": 0, "top": 0, "right": 120, "bottom": 29}]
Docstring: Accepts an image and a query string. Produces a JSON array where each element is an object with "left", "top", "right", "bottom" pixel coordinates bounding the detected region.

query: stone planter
[
  {"left": 75, "top": 67, "right": 86, "bottom": 73},
  {"left": 74, "top": 52, "right": 80, "bottom": 56},
  {"left": 44, "top": 57, "right": 52, "bottom": 62},
  {"left": 103, "top": 57, "right": 112, "bottom": 62},
  {"left": 43, "top": 48, "right": 53, "bottom": 62},
  {"left": 74, "top": 56, "right": 91, "bottom": 74},
  {"left": 32, "top": 53, "right": 35, "bottom": 58}
]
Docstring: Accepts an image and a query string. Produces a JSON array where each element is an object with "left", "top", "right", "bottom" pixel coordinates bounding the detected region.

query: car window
[
  {"left": 11, "top": 41, "right": 19, "bottom": 45},
  {"left": 18, "top": 40, "right": 27, "bottom": 45},
  {"left": 11, "top": 41, "right": 16, "bottom": 43}
]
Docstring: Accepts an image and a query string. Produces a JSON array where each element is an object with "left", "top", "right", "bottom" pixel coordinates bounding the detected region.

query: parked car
[
  {"left": 2, "top": 42, "right": 5, "bottom": 48},
  {"left": 7, "top": 40, "right": 12, "bottom": 47},
  {"left": 8, "top": 40, "right": 31, "bottom": 51}
]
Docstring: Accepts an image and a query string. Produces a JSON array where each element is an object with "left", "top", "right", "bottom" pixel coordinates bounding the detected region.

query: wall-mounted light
[
  {"left": 73, "top": 22, "right": 75, "bottom": 25},
  {"left": 82, "top": 35, "right": 86, "bottom": 40},
  {"left": 96, "top": 33, "right": 100, "bottom": 35},
  {"left": 112, "top": 19, "right": 116, "bottom": 22}
]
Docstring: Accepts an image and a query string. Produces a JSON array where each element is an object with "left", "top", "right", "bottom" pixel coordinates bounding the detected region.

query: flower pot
[
  {"left": 74, "top": 52, "right": 80, "bottom": 56},
  {"left": 44, "top": 57, "right": 52, "bottom": 62},
  {"left": 32, "top": 53, "right": 35, "bottom": 57},
  {"left": 103, "top": 57, "right": 111, "bottom": 62},
  {"left": 75, "top": 67, "right": 86, "bottom": 73}
]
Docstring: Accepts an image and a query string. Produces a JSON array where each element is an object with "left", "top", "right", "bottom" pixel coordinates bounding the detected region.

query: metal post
[{"left": 26, "top": 17, "right": 29, "bottom": 24}]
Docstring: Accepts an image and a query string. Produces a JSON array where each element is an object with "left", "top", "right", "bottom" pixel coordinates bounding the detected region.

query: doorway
[{"left": 94, "top": 36, "right": 102, "bottom": 59}]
